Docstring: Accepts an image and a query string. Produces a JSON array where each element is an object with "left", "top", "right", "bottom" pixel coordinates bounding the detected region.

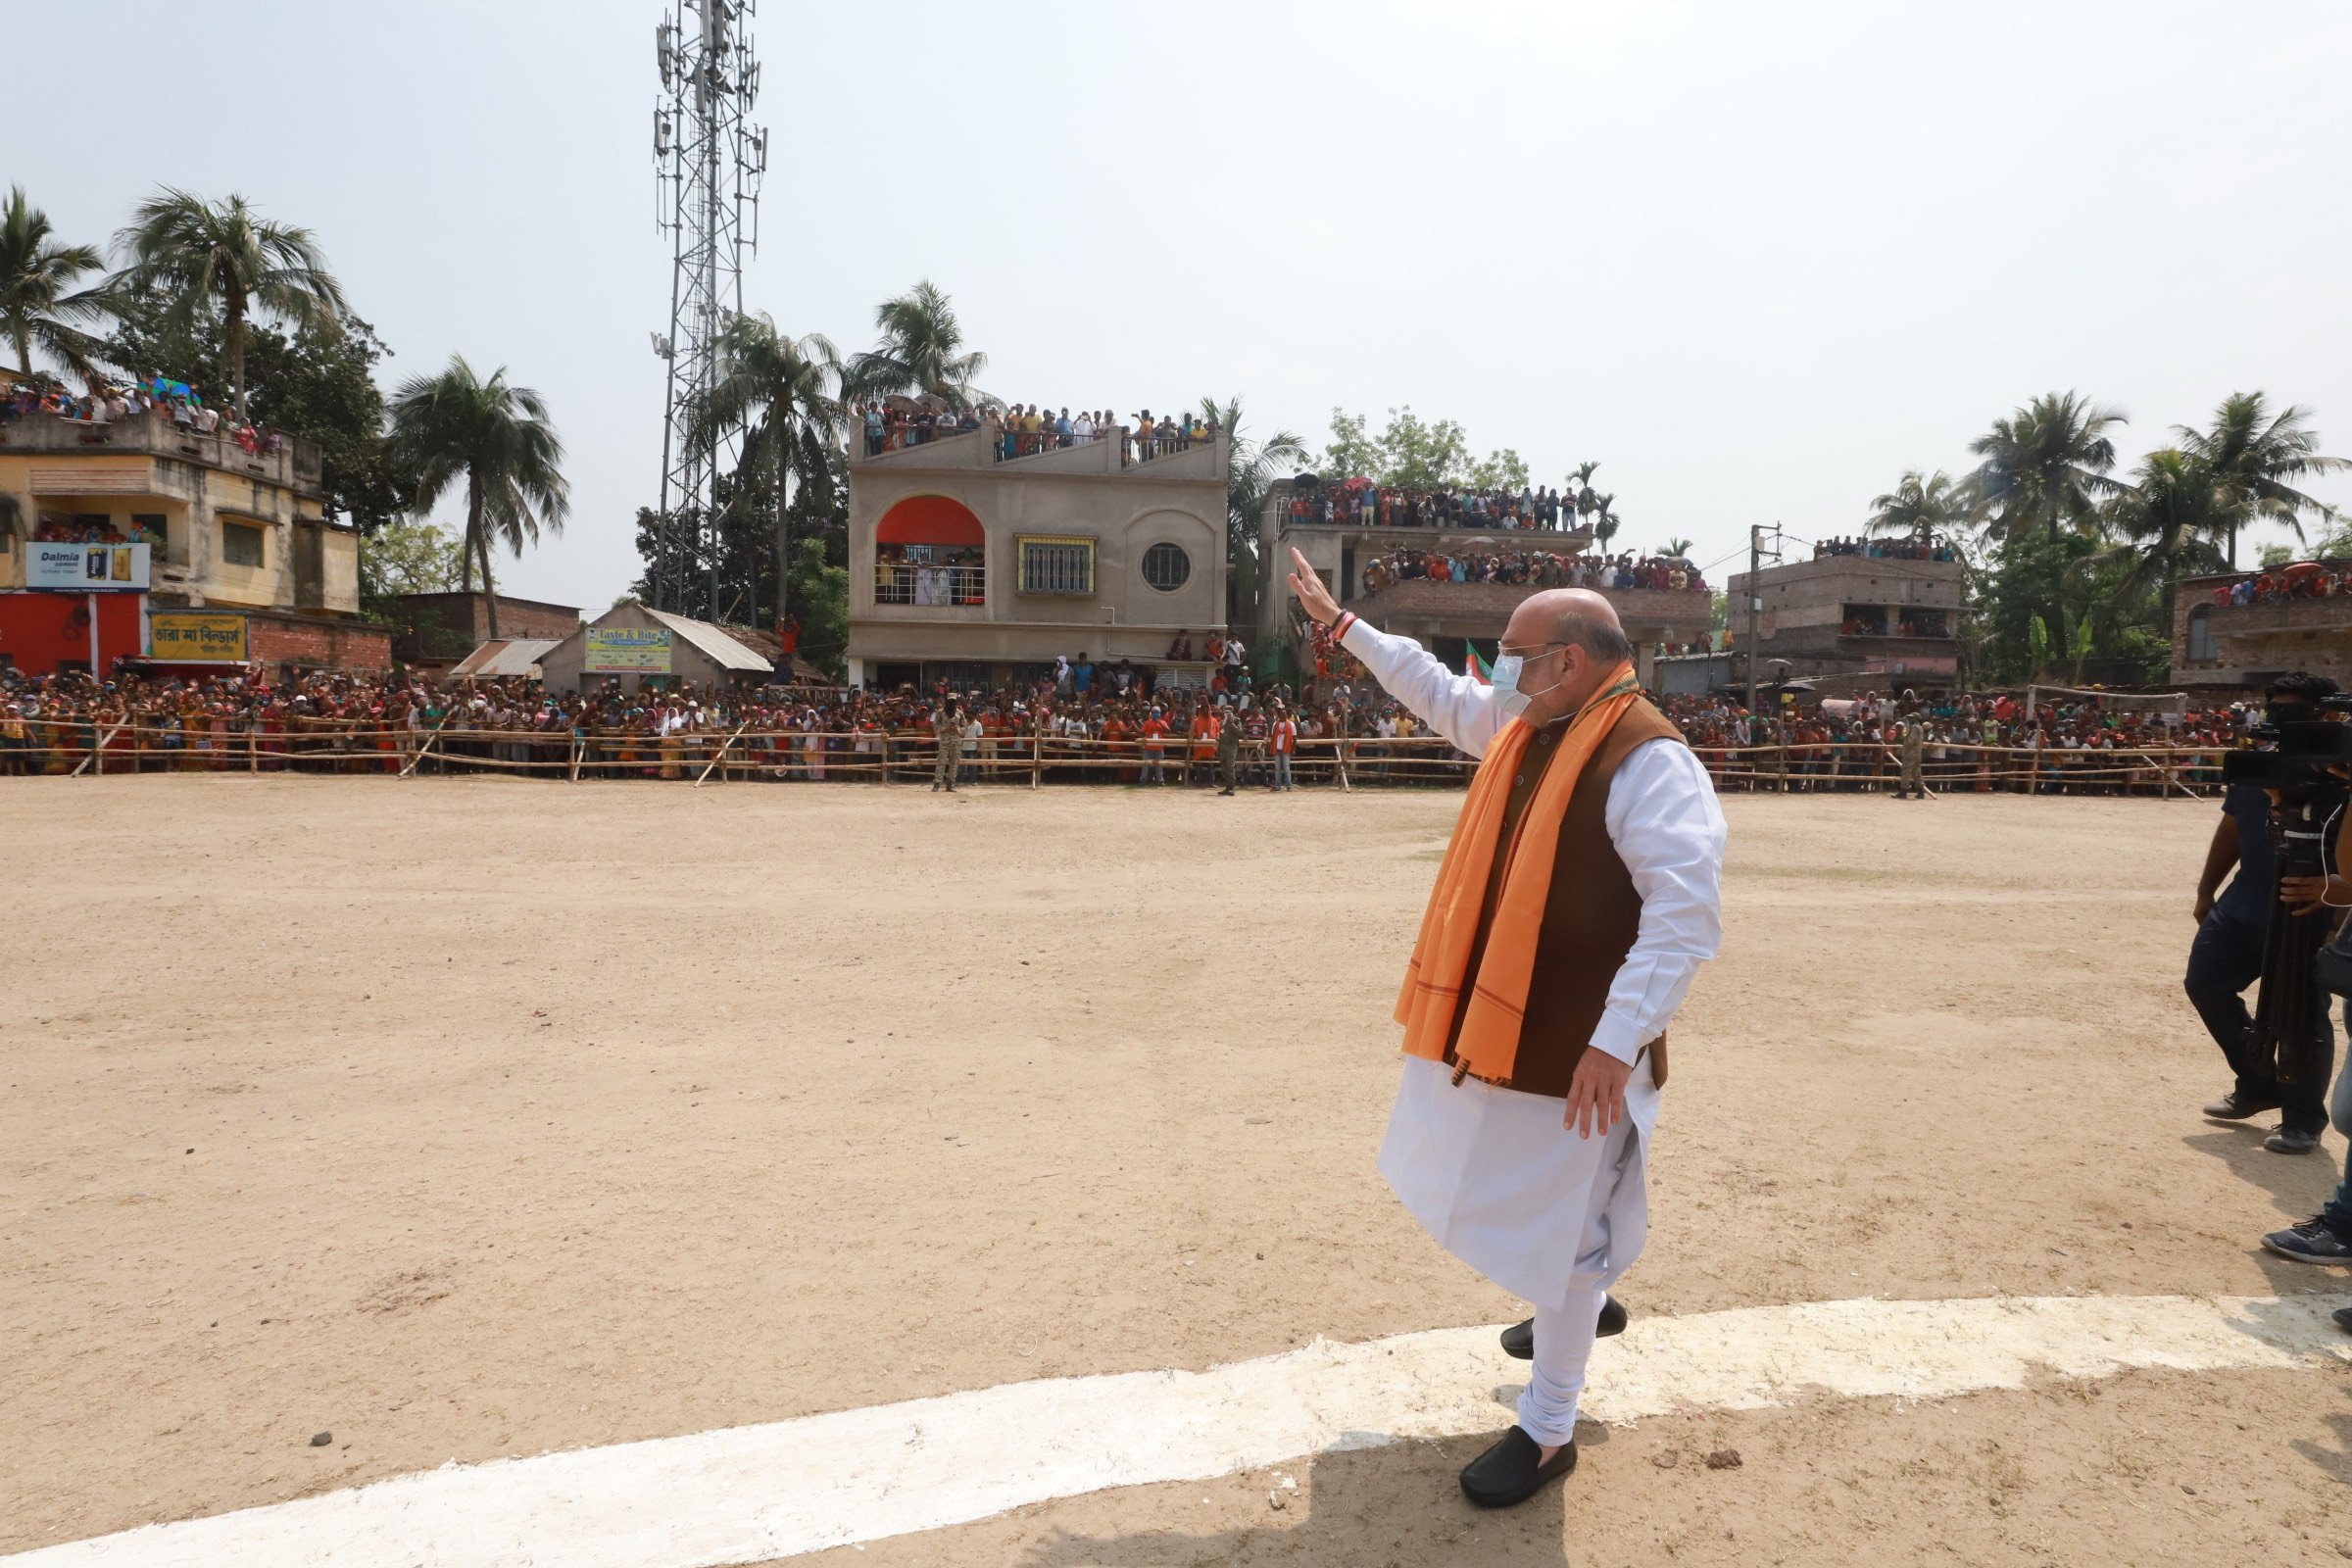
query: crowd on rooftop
[
  {"left": 850, "top": 400, "right": 1219, "bottom": 464},
  {"left": 1, "top": 374, "right": 289, "bottom": 456},
  {"left": 1812, "top": 534, "right": 1962, "bottom": 563},
  {"left": 2207, "top": 561, "right": 2352, "bottom": 605},
  {"left": 1360, "top": 548, "right": 1708, "bottom": 596},
  {"left": 1287, "top": 480, "right": 1579, "bottom": 531}
]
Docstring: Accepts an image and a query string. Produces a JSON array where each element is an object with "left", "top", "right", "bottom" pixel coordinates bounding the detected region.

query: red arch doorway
[{"left": 874, "top": 496, "right": 986, "bottom": 606}]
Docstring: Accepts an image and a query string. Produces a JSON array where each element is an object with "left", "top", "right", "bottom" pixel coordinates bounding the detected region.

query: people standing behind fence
[{"left": 1359, "top": 548, "right": 1707, "bottom": 596}]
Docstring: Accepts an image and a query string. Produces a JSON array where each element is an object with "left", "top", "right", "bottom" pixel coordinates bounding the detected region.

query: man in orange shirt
[
  {"left": 1188, "top": 705, "right": 1219, "bottom": 787},
  {"left": 1268, "top": 699, "right": 1298, "bottom": 792},
  {"left": 1140, "top": 706, "right": 1171, "bottom": 786}
]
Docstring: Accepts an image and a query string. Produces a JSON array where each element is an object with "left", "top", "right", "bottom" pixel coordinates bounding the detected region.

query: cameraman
[{"left": 2187, "top": 671, "right": 2340, "bottom": 1153}]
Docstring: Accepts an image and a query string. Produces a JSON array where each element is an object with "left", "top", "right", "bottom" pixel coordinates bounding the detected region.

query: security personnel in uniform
[{"left": 931, "top": 702, "right": 960, "bottom": 793}]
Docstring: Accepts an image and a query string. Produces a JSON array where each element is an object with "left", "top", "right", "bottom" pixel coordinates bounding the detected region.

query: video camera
[{"left": 2221, "top": 698, "right": 2352, "bottom": 799}]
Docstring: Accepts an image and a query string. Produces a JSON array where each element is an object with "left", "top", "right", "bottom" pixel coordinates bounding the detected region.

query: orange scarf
[{"left": 1395, "top": 663, "right": 1642, "bottom": 1086}]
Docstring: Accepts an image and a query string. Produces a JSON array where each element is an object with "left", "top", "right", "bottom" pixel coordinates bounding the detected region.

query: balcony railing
[
  {"left": 874, "top": 564, "right": 986, "bottom": 607},
  {"left": 0, "top": 407, "right": 321, "bottom": 493}
]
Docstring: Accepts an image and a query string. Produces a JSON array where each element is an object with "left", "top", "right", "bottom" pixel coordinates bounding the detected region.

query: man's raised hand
[{"left": 1288, "top": 547, "right": 1340, "bottom": 626}]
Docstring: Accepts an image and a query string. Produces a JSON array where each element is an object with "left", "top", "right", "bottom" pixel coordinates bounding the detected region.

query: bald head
[
  {"left": 1505, "top": 588, "right": 1635, "bottom": 664},
  {"left": 1500, "top": 588, "right": 1637, "bottom": 725}
]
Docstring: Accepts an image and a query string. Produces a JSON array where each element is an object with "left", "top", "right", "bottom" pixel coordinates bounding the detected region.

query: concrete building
[
  {"left": 534, "top": 602, "right": 773, "bottom": 696},
  {"left": 0, "top": 405, "right": 383, "bottom": 677},
  {"left": 845, "top": 420, "right": 1228, "bottom": 692},
  {"left": 2172, "top": 565, "right": 2352, "bottom": 691},
  {"left": 1725, "top": 548, "right": 1964, "bottom": 690},
  {"left": 1258, "top": 480, "right": 1714, "bottom": 686}
]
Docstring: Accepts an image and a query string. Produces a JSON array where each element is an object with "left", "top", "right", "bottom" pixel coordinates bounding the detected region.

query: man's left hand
[{"left": 1564, "top": 1049, "right": 1633, "bottom": 1139}]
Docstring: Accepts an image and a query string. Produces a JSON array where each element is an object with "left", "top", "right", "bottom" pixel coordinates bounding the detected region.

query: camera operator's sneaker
[
  {"left": 2203, "top": 1091, "right": 2280, "bottom": 1120},
  {"left": 2262, "top": 1216, "right": 2352, "bottom": 1263},
  {"left": 2264, "top": 1126, "right": 2323, "bottom": 1154}
]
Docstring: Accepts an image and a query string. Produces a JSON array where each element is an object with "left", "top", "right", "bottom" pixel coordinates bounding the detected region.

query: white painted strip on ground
[{"left": 15, "top": 1293, "right": 2347, "bottom": 1568}]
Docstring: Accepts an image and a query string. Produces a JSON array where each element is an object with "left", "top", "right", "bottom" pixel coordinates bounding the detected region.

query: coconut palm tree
[
  {"left": 1866, "top": 468, "right": 1972, "bottom": 543},
  {"left": 0, "top": 187, "right": 110, "bottom": 381},
  {"left": 1966, "top": 391, "right": 2128, "bottom": 544},
  {"left": 1200, "top": 393, "right": 1308, "bottom": 562},
  {"left": 843, "top": 279, "right": 988, "bottom": 410},
  {"left": 1568, "top": 462, "right": 1600, "bottom": 531},
  {"left": 110, "top": 187, "right": 347, "bottom": 419},
  {"left": 2086, "top": 447, "right": 2230, "bottom": 610},
  {"left": 1660, "top": 536, "right": 1694, "bottom": 559},
  {"left": 1592, "top": 494, "right": 1621, "bottom": 551},
  {"left": 696, "top": 312, "right": 844, "bottom": 625},
  {"left": 2174, "top": 392, "right": 2347, "bottom": 566},
  {"left": 384, "top": 355, "right": 569, "bottom": 641}
]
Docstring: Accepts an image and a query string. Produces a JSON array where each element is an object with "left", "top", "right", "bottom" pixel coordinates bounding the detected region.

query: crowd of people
[
  {"left": 1, "top": 373, "right": 290, "bottom": 456},
  {"left": 0, "top": 659, "right": 2256, "bottom": 799},
  {"left": 2209, "top": 561, "right": 2352, "bottom": 604},
  {"left": 851, "top": 400, "right": 1219, "bottom": 464},
  {"left": 1812, "top": 533, "right": 1962, "bottom": 563},
  {"left": 1359, "top": 548, "right": 1708, "bottom": 596},
  {"left": 1286, "top": 481, "right": 1579, "bottom": 531}
]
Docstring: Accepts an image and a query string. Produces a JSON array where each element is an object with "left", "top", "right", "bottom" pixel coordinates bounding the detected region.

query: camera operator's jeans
[{"left": 2184, "top": 907, "right": 2334, "bottom": 1135}]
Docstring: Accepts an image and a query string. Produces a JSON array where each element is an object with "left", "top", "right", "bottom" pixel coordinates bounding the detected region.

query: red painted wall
[{"left": 0, "top": 592, "right": 144, "bottom": 677}]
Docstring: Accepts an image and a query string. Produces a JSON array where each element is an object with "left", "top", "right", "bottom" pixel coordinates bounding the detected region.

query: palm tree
[
  {"left": 1200, "top": 393, "right": 1308, "bottom": 561},
  {"left": 384, "top": 355, "right": 569, "bottom": 640},
  {"left": 110, "top": 187, "right": 347, "bottom": 419},
  {"left": 1866, "top": 468, "right": 1972, "bottom": 543},
  {"left": 2175, "top": 392, "right": 2347, "bottom": 566},
  {"left": 2086, "top": 447, "right": 2230, "bottom": 610},
  {"left": 1592, "top": 494, "right": 1621, "bottom": 551},
  {"left": 0, "top": 187, "right": 110, "bottom": 381},
  {"left": 1568, "top": 462, "right": 1600, "bottom": 531},
  {"left": 1660, "top": 536, "right": 1694, "bottom": 559},
  {"left": 1966, "top": 391, "right": 2128, "bottom": 544},
  {"left": 696, "top": 312, "right": 844, "bottom": 626},
  {"left": 843, "top": 279, "right": 988, "bottom": 410}
]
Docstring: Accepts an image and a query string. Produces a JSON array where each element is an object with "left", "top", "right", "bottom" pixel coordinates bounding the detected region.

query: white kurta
[{"left": 1342, "top": 618, "right": 1727, "bottom": 1309}]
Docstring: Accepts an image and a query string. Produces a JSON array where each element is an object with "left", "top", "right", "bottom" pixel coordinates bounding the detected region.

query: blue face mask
[{"left": 1489, "top": 649, "right": 1567, "bottom": 720}]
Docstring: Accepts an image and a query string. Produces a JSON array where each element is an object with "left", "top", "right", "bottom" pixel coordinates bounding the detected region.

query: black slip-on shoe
[
  {"left": 2265, "top": 1126, "right": 2323, "bottom": 1154},
  {"left": 2261, "top": 1216, "right": 2352, "bottom": 1264},
  {"left": 1459, "top": 1427, "right": 1577, "bottom": 1508},
  {"left": 2203, "top": 1091, "right": 2281, "bottom": 1120},
  {"left": 1500, "top": 1294, "right": 1627, "bottom": 1359}
]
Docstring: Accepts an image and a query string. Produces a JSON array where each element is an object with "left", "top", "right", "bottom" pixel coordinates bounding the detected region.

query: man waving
[{"left": 1288, "top": 548, "right": 1726, "bottom": 1508}]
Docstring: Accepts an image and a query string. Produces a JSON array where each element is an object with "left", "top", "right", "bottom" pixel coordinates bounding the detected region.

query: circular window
[{"left": 1142, "top": 542, "right": 1191, "bottom": 592}]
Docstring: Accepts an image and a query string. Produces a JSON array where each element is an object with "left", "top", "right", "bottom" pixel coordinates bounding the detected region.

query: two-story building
[
  {"left": 1725, "top": 546, "right": 1964, "bottom": 690},
  {"left": 2173, "top": 564, "right": 2352, "bottom": 691},
  {"left": 1257, "top": 480, "right": 1715, "bottom": 687},
  {"left": 845, "top": 419, "right": 1229, "bottom": 692},
  {"left": 0, "top": 405, "right": 384, "bottom": 679}
]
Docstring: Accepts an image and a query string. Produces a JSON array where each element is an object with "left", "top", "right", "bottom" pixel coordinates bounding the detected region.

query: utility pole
[{"left": 1743, "top": 523, "right": 1763, "bottom": 726}]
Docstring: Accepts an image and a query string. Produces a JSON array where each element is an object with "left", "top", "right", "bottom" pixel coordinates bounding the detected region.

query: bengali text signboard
[
  {"left": 584, "top": 626, "right": 672, "bottom": 673},
  {"left": 149, "top": 612, "right": 250, "bottom": 663},
  {"left": 27, "top": 541, "right": 150, "bottom": 592}
]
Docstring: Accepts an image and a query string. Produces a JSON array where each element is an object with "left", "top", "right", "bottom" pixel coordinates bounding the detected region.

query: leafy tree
[
  {"left": 694, "top": 312, "right": 843, "bottom": 626},
  {"left": 1321, "top": 405, "right": 1524, "bottom": 492},
  {"left": 782, "top": 534, "right": 849, "bottom": 680},
  {"left": 843, "top": 279, "right": 988, "bottom": 409},
  {"left": 0, "top": 186, "right": 109, "bottom": 380},
  {"left": 384, "top": 355, "right": 568, "bottom": 640},
  {"left": 105, "top": 284, "right": 411, "bottom": 528},
  {"left": 1866, "top": 469, "right": 1972, "bottom": 542},
  {"left": 358, "top": 519, "right": 463, "bottom": 623},
  {"left": 2175, "top": 392, "right": 2346, "bottom": 565},
  {"left": 110, "top": 187, "right": 348, "bottom": 419},
  {"left": 1967, "top": 391, "right": 2127, "bottom": 544}
]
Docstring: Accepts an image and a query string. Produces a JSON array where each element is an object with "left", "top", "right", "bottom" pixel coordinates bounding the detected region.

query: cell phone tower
[{"left": 651, "top": 0, "right": 767, "bottom": 616}]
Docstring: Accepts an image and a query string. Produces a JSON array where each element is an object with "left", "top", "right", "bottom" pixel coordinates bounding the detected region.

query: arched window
[
  {"left": 2185, "top": 604, "right": 2216, "bottom": 662},
  {"left": 1141, "top": 542, "right": 1191, "bottom": 592},
  {"left": 874, "top": 496, "right": 986, "bottom": 607}
]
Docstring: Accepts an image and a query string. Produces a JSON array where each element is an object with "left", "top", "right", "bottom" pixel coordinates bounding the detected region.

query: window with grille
[
  {"left": 1018, "top": 535, "right": 1095, "bottom": 596},
  {"left": 1141, "top": 542, "right": 1191, "bottom": 592},
  {"left": 221, "top": 520, "right": 265, "bottom": 567}
]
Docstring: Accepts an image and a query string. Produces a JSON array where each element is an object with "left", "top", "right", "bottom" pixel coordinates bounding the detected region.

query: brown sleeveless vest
[{"left": 1442, "top": 697, "right": 1687, "bottom": 1097}]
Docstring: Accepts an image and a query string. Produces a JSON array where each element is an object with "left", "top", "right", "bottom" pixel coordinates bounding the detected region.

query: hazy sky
[{"left": 17, "top": 0, "right": 2352, "bottom": 607}]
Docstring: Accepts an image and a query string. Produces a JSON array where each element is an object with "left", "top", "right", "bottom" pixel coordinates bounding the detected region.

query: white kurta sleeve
[
  {"left": 1338, "top": 618, "right": 1508, "bottom": 758},
  {"left": 1588, "top": 737, "right": 1727, "bottom": 1064}
]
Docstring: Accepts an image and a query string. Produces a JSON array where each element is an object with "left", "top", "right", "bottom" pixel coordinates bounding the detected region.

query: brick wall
[{"left": 248, "top": 612, "right": 392, "bottom": 673}]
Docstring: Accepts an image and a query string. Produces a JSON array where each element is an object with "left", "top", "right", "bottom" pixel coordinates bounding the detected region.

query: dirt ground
[{"left": 3, "top": 777, "right": 2349, "bottom": 1563}]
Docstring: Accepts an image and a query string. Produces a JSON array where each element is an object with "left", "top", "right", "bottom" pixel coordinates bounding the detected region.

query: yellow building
[{"left": 0, "top": 403, "right": 385, "bottom": 675}]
